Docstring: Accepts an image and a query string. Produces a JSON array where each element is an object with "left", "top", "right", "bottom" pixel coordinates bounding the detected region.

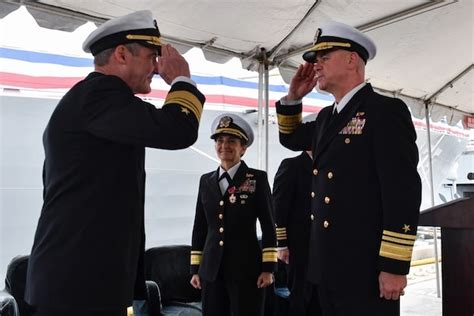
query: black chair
[
  {"left": 144, "top": 245, "right": 202, "bottom": 315},
  {"left": 144, "top": 280, "right": 162, "bottom": 316},
  {"left": 4, "top": 256, "right": 32, "bottom": 316},
  {"left": 3, "top": 255, "right": 162, "bottom": 316},
  {"left": 0, "top": 290, "right": 19, "bottom": 316}
]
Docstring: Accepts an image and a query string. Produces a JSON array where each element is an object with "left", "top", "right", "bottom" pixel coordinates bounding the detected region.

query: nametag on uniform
[{"left": 339, "top": 112, "right": 366, "bottom": 135}]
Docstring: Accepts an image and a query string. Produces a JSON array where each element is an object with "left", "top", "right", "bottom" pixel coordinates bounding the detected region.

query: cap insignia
[
  {"left": 313, "top": 28, "right": 322, "bottom": 45},
  {"left": 219, "top": 116, "right": 232, "bottom": 128}
]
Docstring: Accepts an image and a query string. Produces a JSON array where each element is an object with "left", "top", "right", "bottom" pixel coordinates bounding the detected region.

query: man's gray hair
[{"left": 93, "top": 43, "right": 142, "bottom": 66}]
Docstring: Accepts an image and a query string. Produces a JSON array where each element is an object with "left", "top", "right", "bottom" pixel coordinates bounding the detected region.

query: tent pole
[
  {"left": 264, "top": 64, "right": 269, "bottom": 172},
  {"left": 425, "top": 103, "right": 441, "bottom": 298},
  {"left": 257, "top": 63, "right": 264, "bottom": 170}
]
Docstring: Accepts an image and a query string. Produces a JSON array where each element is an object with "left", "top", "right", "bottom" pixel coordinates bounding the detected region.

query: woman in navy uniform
[
  {"left": 190, "top": 113, "right": 277, "bottom": 316},
  {"left": 276, "top": 21, "right": 421, "bottom": 316}
]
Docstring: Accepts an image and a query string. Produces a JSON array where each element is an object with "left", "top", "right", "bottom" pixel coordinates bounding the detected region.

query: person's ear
[
  {"left": 240, "top": 145, "right": 247, "bottom": 157},
  {"left": 113, "top": 45, "right": 129, "bottom": 64}
]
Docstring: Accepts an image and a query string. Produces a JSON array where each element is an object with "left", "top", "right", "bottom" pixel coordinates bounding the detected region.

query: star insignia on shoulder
[
  {"left": 181, "top": 107, "right": 190, "bottom": 115},
  {"left": 402, "top": 224, "right": 411, "bottom": 233}
]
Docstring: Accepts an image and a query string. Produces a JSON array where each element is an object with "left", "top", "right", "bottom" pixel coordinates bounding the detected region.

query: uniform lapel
[
  {"left": 314, "top": 84, "right": 372, "bottom": 158},
  {"left": 206, "top": 167, "right": 223, "bottom": 199},
  {"left": 232, "top": 161, "right": 249, "bottom": 192}
]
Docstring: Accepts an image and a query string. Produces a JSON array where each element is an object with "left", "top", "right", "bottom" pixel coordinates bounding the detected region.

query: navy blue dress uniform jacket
[
  {"left": 273, "top": 152, "right": 312, "bottom": 250},
  {"left": 273, "top": 152, "right": 313, "bottom": 313},
  {"left": 25, "top": 72, "right": 205, "bottom": 310},
  {"left": 190, "top": 161, "right": 278, "bottom": 281},
  {"left": 276, "top": 84, "right": 421, "bottom": 294}
]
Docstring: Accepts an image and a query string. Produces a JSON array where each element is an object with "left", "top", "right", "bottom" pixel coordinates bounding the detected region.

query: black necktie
[{"left": 219, "top": 172, "right": 232, "bottom": 183}]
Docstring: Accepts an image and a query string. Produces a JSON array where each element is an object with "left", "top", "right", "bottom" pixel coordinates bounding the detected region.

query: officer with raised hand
[
  {"left": 26, "top": 10, "right": 205, "bottom": 316},
  {"left": 276, "top": 21, "right": 421, "bottom": 316}
]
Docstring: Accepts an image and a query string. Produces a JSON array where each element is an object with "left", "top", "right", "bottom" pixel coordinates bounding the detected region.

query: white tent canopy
[{"left": 1, "top": 0, "right": 472, "bottom": 122}]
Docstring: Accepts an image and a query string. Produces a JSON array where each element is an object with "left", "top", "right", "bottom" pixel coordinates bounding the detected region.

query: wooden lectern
[{"left": 418, "top": 197, "right": 474, "bottom": 316}]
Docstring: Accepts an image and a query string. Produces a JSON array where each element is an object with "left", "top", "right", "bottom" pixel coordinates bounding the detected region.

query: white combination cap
[
  {"left": 82, "top": 10, "right": 162, "bottom": 56},
  {"left": 303, "top": 21, "right": 376, "bottom": 63},
  {"left": 210, "top": 113, "right": 254, "bottom": 147}
]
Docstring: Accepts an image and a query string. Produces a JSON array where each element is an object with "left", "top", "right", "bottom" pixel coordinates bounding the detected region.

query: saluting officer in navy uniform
[
  {"left": 276, "top": 21, "right": 421, "bottom": 316},
  {"left": 25, "top": 10, "right": 205, "bottom": 316},
  {"left": 190, "top": 113, "right": 277, "bottom": 316},
  {"left": 273, "top": 149, "right": 321, "bottom": 316}
]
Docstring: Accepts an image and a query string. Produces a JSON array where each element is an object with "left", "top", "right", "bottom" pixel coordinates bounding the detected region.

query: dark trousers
[
  {"left": 201, "top": 277, "right": 264, "bottom": 316},
  {"left": 309, "top": 283, "right": 400, "bottom": 316},
  {"left": 31, "top": 307, "right": 127, "bottom": 316},
  {"left": 286, "top": 259, "right": 317, "bottom": 316}
]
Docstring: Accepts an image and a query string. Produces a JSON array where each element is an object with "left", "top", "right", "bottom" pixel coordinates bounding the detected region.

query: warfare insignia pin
[{"left": 246, "top": 173, "right": 254, "bottom": 177}]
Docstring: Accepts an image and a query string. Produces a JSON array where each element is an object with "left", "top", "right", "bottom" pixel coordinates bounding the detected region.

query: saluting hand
[
  {"left": 157, "top": 44, "right": 191, "bottom": 85},
  {"left": 287, "top": 63, "right": 318, "bottom": 101},
  {"left": 257, "top": 272, "right": 274, "bottom": 288}
]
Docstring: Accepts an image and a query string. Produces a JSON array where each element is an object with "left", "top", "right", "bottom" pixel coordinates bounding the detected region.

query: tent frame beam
[
  {"left": 272, "top": 0, "right": 454, "bottom": 63},
  {"left": 425, "top": 64, "right": 474, "bottom": 106}
]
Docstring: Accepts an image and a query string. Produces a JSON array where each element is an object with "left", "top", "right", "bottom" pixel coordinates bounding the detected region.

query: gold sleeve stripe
[
  {"left": 382, "top": 235, "right": 415, "bottom": 246},
  {"left": 190, "top": 253, "right": 202, "bottom": 265},
  {"left": 383, "top": 230, "right": 417, "bottom": 240},
  {"left": 262, "top": 251, "right": 278, "bottom": 263},
  {"left": 167, "top": 95, "right": 202, "bottom": 121},
  {"left": 191, "top": 250, "right": 203, "bottom": 254},
  {"left": 380, "top": 241, "right": 413, "bottom": 262},
  {"left": 276, "top": 227, "right": 286, "bottom": 231},
  {"left": 277, "top": 113, "right": 302, "bottom": 134},
  {"left": 262, "top": 247, "right": 277, "bottom": 253},
  {"left": 276, "top": 229, "right": 287, "bottom": 240},
  {"left": 165, "top": 91, "right": 203, "bottom": 122}
]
